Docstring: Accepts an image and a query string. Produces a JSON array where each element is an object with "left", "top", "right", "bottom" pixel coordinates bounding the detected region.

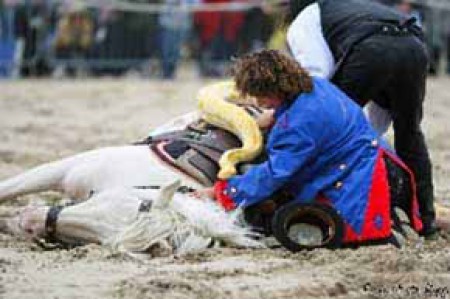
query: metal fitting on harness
[{"left": 379, "top": 23, "right": 412, "bottom": 36}]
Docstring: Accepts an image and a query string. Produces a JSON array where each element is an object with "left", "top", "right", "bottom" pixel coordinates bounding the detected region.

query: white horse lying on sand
[
  {"left": 1, "top": 82, "right": 450, "bottom": 256},
  {"left": 0, "top": 111, "right": 264, "bottom": 255},
  {"left": 0, "top": 82, "right": 267, "bottom": 256}
]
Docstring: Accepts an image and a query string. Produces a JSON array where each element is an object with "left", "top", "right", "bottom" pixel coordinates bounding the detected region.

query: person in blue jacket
[{"left": 198, "top": 49, "right": 422, "bottom": 244}]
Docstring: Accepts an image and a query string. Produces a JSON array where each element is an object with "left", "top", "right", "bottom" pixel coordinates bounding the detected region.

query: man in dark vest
[{"left": 287, "top": 0, "right": 437, "bottom": 237}]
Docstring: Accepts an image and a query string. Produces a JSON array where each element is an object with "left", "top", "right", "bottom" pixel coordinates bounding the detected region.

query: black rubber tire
[{"left": 271, "top": 201, "right": 345, "bottom": 252}]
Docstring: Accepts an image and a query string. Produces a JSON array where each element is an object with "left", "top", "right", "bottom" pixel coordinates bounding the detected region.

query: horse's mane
[{"left": 107, "top": 193, "right": 264, "bottom": 257}]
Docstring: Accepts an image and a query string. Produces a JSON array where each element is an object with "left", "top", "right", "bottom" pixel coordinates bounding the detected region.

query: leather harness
[
  {"left": 148, "top": 122, "right": 243, "bottom": 186},
  {"left": 137, "top": 107, "right": 265, "bottom": 187}
]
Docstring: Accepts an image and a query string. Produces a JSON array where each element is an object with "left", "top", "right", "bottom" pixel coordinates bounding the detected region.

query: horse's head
[
  {"left": 8, "top": 179, "right": 263, "bottom": 256},
  {"left": 109, "top": 179, "right": 263, "bottom": 256}
]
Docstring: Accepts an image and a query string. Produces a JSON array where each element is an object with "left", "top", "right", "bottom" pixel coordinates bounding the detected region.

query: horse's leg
[
  {"left": 0, "top": 145, "right": 118, "bottom": 203},
  {"left": 0, "top": 146, "right": 133, "bottom": 202},
  {"left": 0, "top": 155, "right": 80, "bottom": 202},
  {"left": 0, "top": 145, "right": 181, "bottom": 203}
]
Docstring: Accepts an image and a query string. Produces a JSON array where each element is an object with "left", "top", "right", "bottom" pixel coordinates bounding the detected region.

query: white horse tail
[{"left": 0, "top": 155, "right": 80, "bottom": 202}]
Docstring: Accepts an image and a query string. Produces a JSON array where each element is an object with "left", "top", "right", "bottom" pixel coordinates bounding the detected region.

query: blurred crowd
[
  {"left": 0, "top": 0, "right": 449, "bottom": 79},
  {"left": 0, "top": 0, "right": 278, "bottom": 78},
  {"left": 383, "top": 0, "right": 450, "bottom": 76}
]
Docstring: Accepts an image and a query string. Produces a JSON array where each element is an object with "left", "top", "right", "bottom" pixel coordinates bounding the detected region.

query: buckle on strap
[{"left": 138, "top": 200, "right": 153, "bottom": 212}]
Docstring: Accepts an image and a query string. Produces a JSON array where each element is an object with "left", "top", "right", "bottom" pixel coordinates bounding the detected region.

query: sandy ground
[{"left": 0, "top": 75, "right": 450, "bottom": 299}]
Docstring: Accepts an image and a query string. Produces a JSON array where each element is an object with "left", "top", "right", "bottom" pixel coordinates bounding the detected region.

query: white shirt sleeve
[
  {"left": 287, "top": 3, "right": 335, "bottom": 79},
  {"left": 364, "top": 101, "right": 392, "bottom": 136}
]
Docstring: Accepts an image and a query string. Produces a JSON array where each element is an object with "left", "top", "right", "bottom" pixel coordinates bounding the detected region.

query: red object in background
[{"left": 194, "top": 0, "right": 245, "bottom": 47}]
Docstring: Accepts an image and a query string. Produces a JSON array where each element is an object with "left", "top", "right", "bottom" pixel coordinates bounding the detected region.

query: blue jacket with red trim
[{"left": 215, "top": 77, "right": 422, "bottom": 242}]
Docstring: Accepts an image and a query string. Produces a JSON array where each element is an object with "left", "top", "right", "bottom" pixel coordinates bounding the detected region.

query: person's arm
[
  {"left": 286, "top": 3, "right": 335, "bottom": 78},
  {"left": 214, "top": 121, "right": 318, "bottom": 210}
]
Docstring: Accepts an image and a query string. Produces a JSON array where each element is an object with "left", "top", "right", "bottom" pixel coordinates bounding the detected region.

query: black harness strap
[
  {"left": 44, "top": 205, "right": 65, "bottom": 243},
  {"left": 37, "top": 205, "right": 78, "bottom": 250},
  {"left": 133, "top": 185, "right": 196, "bottom": 194}
]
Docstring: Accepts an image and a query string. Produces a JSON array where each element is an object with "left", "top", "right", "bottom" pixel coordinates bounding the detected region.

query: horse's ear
[{"left": 154, "top": 179, "right": 181, "bottom": 209}]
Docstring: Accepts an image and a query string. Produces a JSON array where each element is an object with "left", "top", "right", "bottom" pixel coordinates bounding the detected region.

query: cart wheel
[{"left": 271, "top": 202, "right": 345, "bottom": 252}]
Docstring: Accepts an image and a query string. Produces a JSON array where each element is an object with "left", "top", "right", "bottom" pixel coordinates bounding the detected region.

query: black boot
[
  {"left": 417, "top": 196, "right": 439, "bottom": 239},
  {"left": 420, "top": 217, "right": 440, "bottom": 240}
]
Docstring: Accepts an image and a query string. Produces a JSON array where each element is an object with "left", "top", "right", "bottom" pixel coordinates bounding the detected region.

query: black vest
[{"left": 293, "top": 0, "right": 408, "bottom": 62}]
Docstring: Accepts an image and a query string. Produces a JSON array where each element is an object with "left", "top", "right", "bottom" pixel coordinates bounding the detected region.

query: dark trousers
[{"left": 332, "top": 33, "right": 435, "bottom": 226}]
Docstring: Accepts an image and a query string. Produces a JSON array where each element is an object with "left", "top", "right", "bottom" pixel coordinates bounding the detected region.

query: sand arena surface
[{"left": 0, "top": 77, "right": 450, "bottom": 299}]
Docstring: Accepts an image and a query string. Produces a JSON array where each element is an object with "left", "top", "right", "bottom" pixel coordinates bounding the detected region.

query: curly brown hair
[{"left": 232, "top": 49, "right": 313, "bottom": 102}]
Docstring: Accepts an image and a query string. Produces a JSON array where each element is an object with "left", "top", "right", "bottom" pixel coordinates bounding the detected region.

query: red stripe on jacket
[{"left": 344, "top": 151, "right": 391, "bottom": 242}]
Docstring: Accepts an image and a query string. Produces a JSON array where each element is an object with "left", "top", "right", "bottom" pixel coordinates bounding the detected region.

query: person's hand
[
  {"left": 256, "top": 109, "right": 275, "bottom": 129},
  {"left": 190, "top": 187, "right": 215, "bottom": 199}
]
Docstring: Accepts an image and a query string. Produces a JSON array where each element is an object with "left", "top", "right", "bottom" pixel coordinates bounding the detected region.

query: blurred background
[{"left": 0, "top": 0, "right": 449, "bottom": 80}]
